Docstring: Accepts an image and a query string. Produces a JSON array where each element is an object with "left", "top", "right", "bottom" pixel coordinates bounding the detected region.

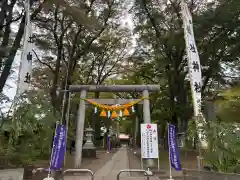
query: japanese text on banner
[
  {"left": 168, "top": 124, "right": 181, "bottom": 171},
  {"left": 50, "top": 124, "right": 66, "bottom": 170}
]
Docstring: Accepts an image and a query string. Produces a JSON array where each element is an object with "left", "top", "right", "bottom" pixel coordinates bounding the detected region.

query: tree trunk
[
  {"left": 0, "top": 0, "right": 7, "bottom": 32},
  {"left": 0, "top": 16, "right": 25, "bottom": 93}
]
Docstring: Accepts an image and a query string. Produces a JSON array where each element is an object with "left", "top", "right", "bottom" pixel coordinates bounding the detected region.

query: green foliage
[
  {"left": 0, "top": 91, "right": 59, "bottom": 166},
  {"left": 216, "top": 87, "right": 240, "bottom": 123},
  {"left": 204, "top": 122, "right": 240, "bottom": 173},
  {"left": 119, "top": 118, "right": 133, "bottom": 134}
]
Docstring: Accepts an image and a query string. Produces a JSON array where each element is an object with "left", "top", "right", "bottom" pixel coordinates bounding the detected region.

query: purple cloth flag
[
  {"left": 50, "top": 124, "right": 67, "bottom": 170},
  {"left": 168, "top": 124, "right": 182, "bottom": 171},
  {"left": 107, "top": 135, "right": 111, "bottom": 151}
]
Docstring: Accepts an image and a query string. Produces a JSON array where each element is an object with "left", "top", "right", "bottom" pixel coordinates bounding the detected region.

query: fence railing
[
  {"left": 117, "top": 169, "right": 150, "bottom": 180},
  {"left": 62, "top": 169, "right": 94, "bottom": 180},
  {"left": 183, "top": 169, "right": 240, "bottom": 180}
]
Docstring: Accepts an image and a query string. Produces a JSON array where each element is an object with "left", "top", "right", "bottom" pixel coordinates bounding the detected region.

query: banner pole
[
  {"left": 48, "top": 121, "right": 59, "bottom": 175},
  {"left": 168, "top": 150, "right": 173, "bottom": 180},
  {"left": 168, "top": 123, "right": 173, "bottom": 180},
  {"left": 64, "top": 92, "right": 71, "bottom": 166},
  {"left": 107, "top": 135, "right": 110, "bottom": 153}
]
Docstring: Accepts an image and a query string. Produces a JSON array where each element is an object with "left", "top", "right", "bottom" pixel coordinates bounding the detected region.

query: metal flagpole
[
  {"left": 48, "top": 121, "right": 59, "bottom": 176},
  {"left": 60, "top": 63, "right": 70, "bottom": 125},
  {"left": 167, "top": 123, "right": 173, "bottom": 180},
  {"left": 63, "top": 92, "right": 71, "bottom": 166}
]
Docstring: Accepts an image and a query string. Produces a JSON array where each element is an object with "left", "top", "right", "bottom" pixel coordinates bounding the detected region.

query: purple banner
[
  {"left": 168, "top": 124, "right": 182, "bottom": 171},
  {"left": 107, "top": 135, "right": 111, "bottom": 151},
  {"left": 50, "top": 124, "right": 66, "bottom": 170}
]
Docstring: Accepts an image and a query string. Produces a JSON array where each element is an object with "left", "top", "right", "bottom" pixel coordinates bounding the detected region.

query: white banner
[
  {"left": 140, "top": 123, "right": 159, "bottom": 159},
  {"left": 181, "top": 1, "right": 202, "bottom": 116},
  {"left": 17, "top": 0, "right": 33, "bottom": 95}
]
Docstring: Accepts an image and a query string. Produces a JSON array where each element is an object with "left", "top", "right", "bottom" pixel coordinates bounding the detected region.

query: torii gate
[{"left": 67, "top": 84, "right": 160, "bottom": 168}]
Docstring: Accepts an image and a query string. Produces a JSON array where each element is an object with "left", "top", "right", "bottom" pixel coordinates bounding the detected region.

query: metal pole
[
  {"left": 142, "top": 90, "right": 154, "bottom": 168},
  {"left": 75, "top": 90, "right": 87, "bottom": 168},
  {"left": 64, "top": 92, "right": 71, "bottom": 166},
  {"left": 168, "top": 123, "right": 173, "bottom": 180},
  {"left": 197, "top": 115, "right": 204, "bottom": 170},
  {"left": 66, "top": 92, "right": 71, "bottom": 137},
  {"left": 168, "top": 152, "right": 173, "bottom": 180},
  {"left": 117, "top": 122, "right": 120, "bottom": 140},
  {"left": 134, "top": 116, "right": 139, "bottom": 149},
  {"left": 49, "top": 121, "right": 59, "bottom": 177},
  {"left": 141, "top": 156, "right": 143, "bottom": 169},
  {"left": 60, "top": 57, "right": 71, "bottom": 125}
]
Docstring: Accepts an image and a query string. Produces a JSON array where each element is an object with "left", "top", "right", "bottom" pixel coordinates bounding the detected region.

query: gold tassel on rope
[
  {"left": 100, "top": 110, "right": 107, "bottom": 117},
  {"left": 123, "top": 109, "right": 129, "bottom": 116},
  {"left": 111, "top": 111, "right": 118, "bottom": 119}
]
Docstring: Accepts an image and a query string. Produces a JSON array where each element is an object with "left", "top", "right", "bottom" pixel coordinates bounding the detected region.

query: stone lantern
[{"left": 82, "top": 127, "right": 96, "bottom": 158}]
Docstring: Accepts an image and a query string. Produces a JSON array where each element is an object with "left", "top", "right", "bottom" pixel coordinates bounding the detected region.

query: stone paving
[
  {"left": 64, "top": 145, "right": 159, "bottom": 180},
  {"left": 0, "top": 168, "right": 23, "bottom": 180},
  {"left": 0, "top": 146, "right": 159, "bottom": 180},
  {"left": 94, "top": 145, "right": 130, "bottom": 180}
]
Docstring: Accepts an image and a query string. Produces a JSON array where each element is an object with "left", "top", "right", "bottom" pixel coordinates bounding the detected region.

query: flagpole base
[
  {"left": 145, "top": 168, "right": 153, "bottom": 176},
  {"left": 197, "top": 156, "right": 204, "bottom": 170}
]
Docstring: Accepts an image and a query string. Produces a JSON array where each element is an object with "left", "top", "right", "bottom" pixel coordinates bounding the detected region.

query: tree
[
  {"left": 33, "top": 0, "right": 128, "bottom": 116},
  {"left": 131, "top": 0, "right": 240, "bottom": 133},
  {"left": 215, "top": 86, "right": 240, "bottom": 123},
  {"left": 32, "top": 0, "right": 131, "bottom": 145},
  {"left": 0, "top": 90, "right": 58, "bottom": 166},
  {"left": 204, "top": 121, "right": 240, "bottom": 173},
  {"left": 0, "top": 0, "right": 104, "bottom": 94}
]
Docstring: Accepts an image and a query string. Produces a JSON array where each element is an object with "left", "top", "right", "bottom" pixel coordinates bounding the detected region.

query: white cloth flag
[
  {"left": 181, "top": 1, "right": 202, "bottom": 116},
  {"left": 17, "top": 0, "right": 33, "bottom": 95}
]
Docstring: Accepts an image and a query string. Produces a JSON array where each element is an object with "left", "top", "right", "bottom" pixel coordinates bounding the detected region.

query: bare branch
[{"left": 33, "top": 49, "right": 54, "bottom": 72}]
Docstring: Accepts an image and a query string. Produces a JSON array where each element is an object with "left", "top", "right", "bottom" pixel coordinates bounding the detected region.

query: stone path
[
  {"left": 64, "top": 145, "right": 159, "bottom": 180},
  {"left": 94, "top": 145, "right": 130, "bottom": 180},
  {"left": 0, "top": 168, "right": 23, "bottom": 180}
]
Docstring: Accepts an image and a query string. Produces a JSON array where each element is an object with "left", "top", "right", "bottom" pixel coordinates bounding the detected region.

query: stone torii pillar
[
  {"left": 68, "top": 85, "right": 160, "bottom": 168},
  {"left": 142, "top": 89, "right": 155, "bottom": 168},
  {"left": 75, "top": 90, "right": 86, "bottom": 168}
]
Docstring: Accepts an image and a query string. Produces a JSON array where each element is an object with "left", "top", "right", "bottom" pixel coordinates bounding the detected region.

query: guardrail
[
  {"left": 31, "top": 167, "right": 62, "bottom": 180},
  {"left": 62, "top": 169, "right": 94, "bottom": 180},
  {"left": 117, "top": 169, "right": 150, "bottom": 180}
]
